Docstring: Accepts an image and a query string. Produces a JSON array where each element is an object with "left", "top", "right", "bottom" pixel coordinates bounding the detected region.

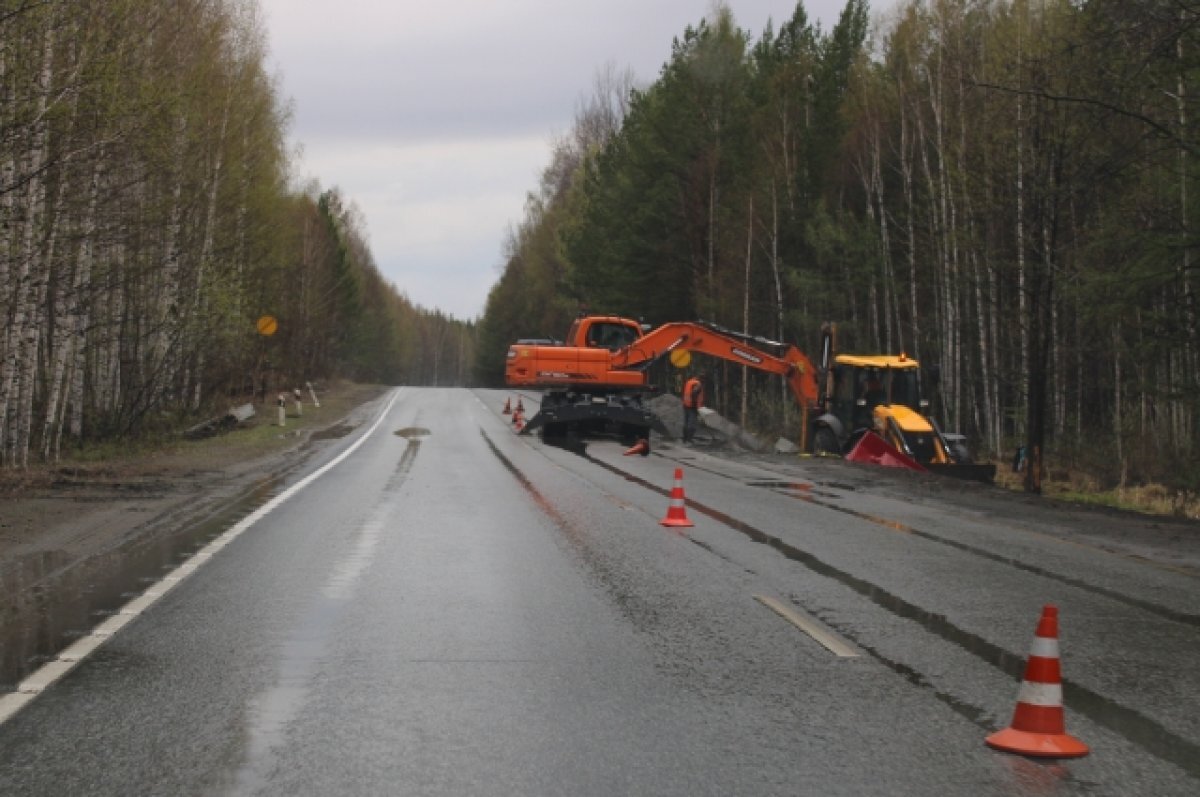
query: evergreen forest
[
  {"left": 0, "top": 0, "right": 474, "bottom": 469},
  {"left": 475, "top": 0, "right": 1200, "bottom": 493}
]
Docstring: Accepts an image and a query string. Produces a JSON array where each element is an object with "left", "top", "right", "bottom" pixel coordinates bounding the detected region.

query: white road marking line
[
  {"left": 754, "top": 595, "right": 860, "bottom": 658},
  {"left": 0, "top": 693, "right": 36, "bottom": 724},
  {"left": 91, "top": 614, "right": 135, "bottom": 637},
  {"left": 18, "top": 661, "right": 77, "bottom": 694},
  {"left": 0, "top": 388, "right": 403, "bottom": 726},
  {"left": 118, "top": 594, "right": 159, "bottom": 616},
  {"left": 57, "top": 636, "right": 107, "bottom": 662}
]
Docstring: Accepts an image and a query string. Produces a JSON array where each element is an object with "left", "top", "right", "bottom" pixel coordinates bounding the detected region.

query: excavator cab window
[{"left": 586, "top": 322, "right": 639, "bottom": 351}]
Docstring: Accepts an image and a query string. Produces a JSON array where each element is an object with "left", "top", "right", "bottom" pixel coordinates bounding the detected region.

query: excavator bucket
[{"left": 845, "top": 431, "right": 928, "bottom": 473}]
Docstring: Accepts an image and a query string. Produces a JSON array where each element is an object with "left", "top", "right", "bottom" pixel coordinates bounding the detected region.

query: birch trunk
[
  {"left": 916, "top": 106, "right": 945, "bottom": 416},
  {"left": 1178, "top": 32, "right": 1196, "bottom": 448},
  {"left": 152, "top": 114, "right": 188, "bottom": 407},
  {"left": 190, "top": 82, "right": 233, "bottom": 409},
  {"left": 43, "top": 158, "right": 103, "bottom": 458},
  {"left": 1015, "top": 6, "right": 1029, "bottom": 439},
  {"left": 769, "top": 179, "right": 787, "bottom": 421},
  {"left": 1113, "top": 325, "right": 1124, "bottom": 487},
  {"left": 14, "top": 156, "right": 70, "bottom": 467},
  {"left": 959, "top": 69, "right": 995, "bottom": 451},
  {"left": 900, "top": 97, "right": 920, "bottom": 360},
  {"left": 0, "top": 20, "right": 55, "bottom": 465},
  {"left": 15, "top": 29, "right": 85, "bottom": 466},
  {"left": 0, "top": 31, "right": 12, "bottom": 314},
  {"left": 872, "top": 132, "right": 897, "bottom": 353},
  {"left": 741, "top": 196, "right": 752, "bottom": 428},
  {"left": 927, "top": 43, "right": 959, "bottom": 431},
  {"left": 707, "top": 175, "right": 718, "bottom": 307}
]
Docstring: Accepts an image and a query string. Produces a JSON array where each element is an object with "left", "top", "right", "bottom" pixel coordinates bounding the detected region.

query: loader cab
[{"left": 828, "top": 355, "right": 925, "bottom": 433}]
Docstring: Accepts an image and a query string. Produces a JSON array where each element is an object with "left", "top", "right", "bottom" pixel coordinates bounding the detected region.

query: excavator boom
[{"left": 609, "top": 321, "right": 819, "bottom": 408}]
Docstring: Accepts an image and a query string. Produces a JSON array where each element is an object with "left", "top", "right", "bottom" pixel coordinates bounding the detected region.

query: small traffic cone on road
[
  {"left": 516, "top": 398, "right": 525, "bottom": 414},
  {"left": 512, "top": 408, "right": 525, "bottom": 432},
  {"left": 660, "top": 468, "right": 694, "bottom": 528},
  {"left": 985, "top": 604, "right": 1089, "bottom": 758},
  {"left": 623, "top": 438, "right": 649, "bottom": 456},
  {"left": 502, "top": 397, "right": 512, "bottom": 415}
]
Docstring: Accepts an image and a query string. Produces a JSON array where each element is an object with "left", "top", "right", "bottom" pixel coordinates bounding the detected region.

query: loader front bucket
[
  {"left": 845, "top": 431, "right": 928, "bottom": 473},
  {"left": 926, "top": 462, "right": 997, "bottom": 484}
]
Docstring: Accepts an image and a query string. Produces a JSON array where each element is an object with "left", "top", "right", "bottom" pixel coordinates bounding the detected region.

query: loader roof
[{"left": 834, "top": 353, "right": 920, "bottom": 369}]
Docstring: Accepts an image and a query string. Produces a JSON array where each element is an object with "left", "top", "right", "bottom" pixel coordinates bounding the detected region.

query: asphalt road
[{"left": 0, "top": 387, "right": 1197, "bottom": 795}]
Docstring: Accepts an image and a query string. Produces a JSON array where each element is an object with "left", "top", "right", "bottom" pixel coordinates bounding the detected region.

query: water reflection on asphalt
[{"left": 0, "top": 475, "right": 285, "bottom": 691}]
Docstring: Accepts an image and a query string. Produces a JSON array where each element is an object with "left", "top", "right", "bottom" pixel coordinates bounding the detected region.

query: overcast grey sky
[{"left": 261, "top": 1, "right": 856, "bottom": 321}]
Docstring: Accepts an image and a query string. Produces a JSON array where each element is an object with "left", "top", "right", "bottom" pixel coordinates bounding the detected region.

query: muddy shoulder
[{"left": 0, "top": 383, "right": 391, "bottom": 567}]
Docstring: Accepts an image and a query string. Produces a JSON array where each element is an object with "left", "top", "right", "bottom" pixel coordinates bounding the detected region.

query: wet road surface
[{"left": 0, "top": 387, "right": 1197, "bottom": 795}]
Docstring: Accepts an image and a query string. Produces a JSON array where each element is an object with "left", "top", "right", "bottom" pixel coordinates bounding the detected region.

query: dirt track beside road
[{"left": 0, "top": 383, "right": 389, "bottom": 592}]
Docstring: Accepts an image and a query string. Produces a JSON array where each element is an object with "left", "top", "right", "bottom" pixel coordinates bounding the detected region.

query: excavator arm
[{"left": 609, "top": 321, "right": 819, "bottom": 410}]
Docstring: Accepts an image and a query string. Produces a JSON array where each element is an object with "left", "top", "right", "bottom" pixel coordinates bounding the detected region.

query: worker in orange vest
[{"left": 682, "top": 372, "right": 705, "bottom": 443}]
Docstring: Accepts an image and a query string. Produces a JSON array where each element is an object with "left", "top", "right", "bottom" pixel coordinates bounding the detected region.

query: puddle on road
[
  {"left": 308, "top": 423, "right": 355, "bottom": 441},
  {"left": 746, "top": 480, "right": 813, "bottom": 491},
  {"left": 0, "top": 475, "right": 285, "bottom": 691}
]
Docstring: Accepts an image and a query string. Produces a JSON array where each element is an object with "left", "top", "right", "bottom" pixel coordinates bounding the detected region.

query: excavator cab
[{"left": 583, "top": 319, "right": 641, "bottom": 352}]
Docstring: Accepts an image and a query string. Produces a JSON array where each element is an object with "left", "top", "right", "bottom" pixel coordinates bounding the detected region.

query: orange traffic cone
[
  {"left": 986, "top": 605, "right": 1089, "bottom": 758},
  {"left": 660, "top": 468, "right": 694, "bottom": 528},
  {"left": 516, "top": 398, "right": 525, "bottom": 413},
  {"left": 623, "top": 438, "right": 649, "bottom": 456},
  {"left": 502, "top": 397, "right": 512, "bottom": 415}
]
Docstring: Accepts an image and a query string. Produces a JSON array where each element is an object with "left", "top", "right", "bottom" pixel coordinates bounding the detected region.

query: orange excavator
[{"left": 505, "top": 315, "right": 818, "bottom": 453}]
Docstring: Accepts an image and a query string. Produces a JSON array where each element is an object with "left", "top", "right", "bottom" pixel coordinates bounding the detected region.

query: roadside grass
[
  {"left": 143, "top": 380, "right": 388, "bottom": 463},
  {"left": 993, "top": 467, "right": 1200, "bottom": 520},
  {"left": 0, "top": 381, "right": 387, "bottom": 488}
]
